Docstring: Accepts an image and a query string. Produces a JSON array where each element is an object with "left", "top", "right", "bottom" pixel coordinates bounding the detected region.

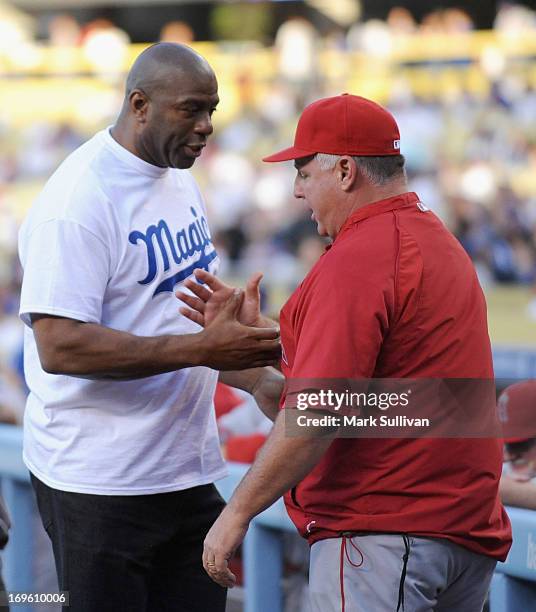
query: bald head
[
  {"left": 112, "top": 42, "right": 219, "bottom": 169},
  {"left": 125, "top": 42, "right": 214, "bottom": 99}
]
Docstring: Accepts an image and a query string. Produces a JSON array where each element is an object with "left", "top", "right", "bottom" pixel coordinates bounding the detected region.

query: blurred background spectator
[{"left": 499, "top": 381, "right": 536, "bottom": 510}]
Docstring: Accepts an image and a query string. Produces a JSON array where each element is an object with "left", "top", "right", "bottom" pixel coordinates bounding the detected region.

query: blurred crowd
[
  {"left": 0, "top": 7, "right": 534, "bottom": 609},
  {"left": 0, "top": 3, "right": 535, "bottom": 425}
]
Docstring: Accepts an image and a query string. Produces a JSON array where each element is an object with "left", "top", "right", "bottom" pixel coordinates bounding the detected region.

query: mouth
[{"left": 184, "top": 143, "right": 206, "bottom": 158}]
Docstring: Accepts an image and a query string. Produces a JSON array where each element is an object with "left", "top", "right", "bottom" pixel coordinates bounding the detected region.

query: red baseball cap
[
  {"left": 498, "top": 380, "right": 536, "bottom": 443},
  {"left": 263, "top": 93, "right": 401, "bottom": 163}
]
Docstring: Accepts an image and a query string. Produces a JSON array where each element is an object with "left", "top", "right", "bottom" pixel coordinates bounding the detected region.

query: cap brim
[
  {"left": 504, "top": 437, "right": 532, "bottom": 444},
  {"left": 262, "top": 146, "right": 316, "bottom": 163}
]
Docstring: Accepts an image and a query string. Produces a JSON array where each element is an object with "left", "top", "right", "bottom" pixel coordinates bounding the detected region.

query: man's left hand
[
  {"left": 203, "top": 507, "right": 249, "bottom": 588},
  {"left": 178, "top": 269, "right": 265, "bottom": 328}
]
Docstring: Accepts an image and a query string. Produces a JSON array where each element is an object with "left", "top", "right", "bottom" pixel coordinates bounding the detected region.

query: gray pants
[{"left": 309, "top": 534, "right": 496, "bottom": 612}]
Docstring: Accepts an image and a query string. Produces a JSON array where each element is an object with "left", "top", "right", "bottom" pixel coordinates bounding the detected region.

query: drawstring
[
  {"left": 339, "top": 538, "right": 345, "bottom": 612},
  {"left": 396, "top": 535, "right": 411, "bottom": 612},
  {"left": 339, "top": 533, "right": 364, "bottom": 612},
  {"left": 344, "top": 536, "right": 365, "bottom": 567},
  {"left": 339, "top": 533, "right": 411, "bottom": 612}
]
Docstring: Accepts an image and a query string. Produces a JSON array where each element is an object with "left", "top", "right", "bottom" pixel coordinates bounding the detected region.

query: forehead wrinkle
[{"left": 172, "top": 90, "right": 219, "bottom": 103}]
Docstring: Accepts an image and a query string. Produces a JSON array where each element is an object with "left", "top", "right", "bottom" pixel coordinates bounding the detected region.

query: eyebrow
[{"left": 175, "top": 95, "right": 219, "bottom": 107}]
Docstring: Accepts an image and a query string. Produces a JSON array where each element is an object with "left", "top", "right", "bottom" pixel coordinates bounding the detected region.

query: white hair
[{"left": 315, "top": 153, "right": 406, "bottom": 186}]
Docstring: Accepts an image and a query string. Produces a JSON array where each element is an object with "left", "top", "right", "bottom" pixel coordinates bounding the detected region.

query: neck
[
  {"left": 110, "top": 115, "right": 141, "bottom": 160},
  {"left": 332, "top": 178, "right": 409, "bottom": 239},
  {"left": 349, "top": 178, "right": 409, "bottom": 214}
]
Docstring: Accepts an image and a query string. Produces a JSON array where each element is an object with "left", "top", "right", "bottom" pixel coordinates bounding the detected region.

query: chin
[
  {"left": 172, "top": 157, "right": 195, "bottom": 170},
  {"left": 316, "top": 224, "right": 328, "bottom": 237}
]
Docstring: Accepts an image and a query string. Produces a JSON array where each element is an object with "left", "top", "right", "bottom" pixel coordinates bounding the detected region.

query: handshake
[{"left": 176, "top": 268, "right": 281, "bottom": 371}]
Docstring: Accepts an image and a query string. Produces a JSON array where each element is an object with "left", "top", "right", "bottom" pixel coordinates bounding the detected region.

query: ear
[
  {"left": 128, "top": 89, "right": 150, "bottom": 123},
  {"left": 336, "top": 156, "right": 357, "bottom": 192}
]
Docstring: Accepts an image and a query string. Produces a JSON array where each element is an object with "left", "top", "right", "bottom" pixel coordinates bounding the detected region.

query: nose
[
  {"left": 294, "top": 176, "right": 304, "bottom": 199},
  {"left": 195, "top": 112, "right": 213, "bottom": 136}
]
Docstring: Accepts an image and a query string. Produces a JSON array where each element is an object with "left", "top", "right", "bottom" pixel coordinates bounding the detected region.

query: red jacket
[{"left": 280, "top": 192, "right": 511, "bottom": 561}]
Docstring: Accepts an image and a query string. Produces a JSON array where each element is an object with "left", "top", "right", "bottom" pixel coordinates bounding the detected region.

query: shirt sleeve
[
  {"left": 19, "top": 219, "right": 111, "bottom": 327},
  {"left": 290, "top": 253, "right": 395, "bottom": 379}
]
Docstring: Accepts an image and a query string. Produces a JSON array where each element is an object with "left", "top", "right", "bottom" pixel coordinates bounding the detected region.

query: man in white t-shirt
[{"left": 18, "top": 43, "right": 281, "bottom": 612}]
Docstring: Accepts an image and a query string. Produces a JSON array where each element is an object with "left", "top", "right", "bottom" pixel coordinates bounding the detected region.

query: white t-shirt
[{"left": 18, "top": 128, "right": 226, "bottom": 495}]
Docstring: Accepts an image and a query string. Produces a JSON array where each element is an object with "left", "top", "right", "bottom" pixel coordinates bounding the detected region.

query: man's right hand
[{"left": 196, "top": 288, "right": 281, "bottom": 371}]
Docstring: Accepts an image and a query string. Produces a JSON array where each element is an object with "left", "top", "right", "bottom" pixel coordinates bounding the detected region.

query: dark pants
[
  {"left": 0, "top": 565, "right": 9, "bottom": 611},
  {"left": 31, "top": 474, "right": 227, "bottom": 612}
]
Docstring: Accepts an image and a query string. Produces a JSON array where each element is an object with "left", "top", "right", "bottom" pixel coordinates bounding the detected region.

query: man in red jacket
[{"left": 180, "top": 94, "right": 512, "bottom": 612}]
